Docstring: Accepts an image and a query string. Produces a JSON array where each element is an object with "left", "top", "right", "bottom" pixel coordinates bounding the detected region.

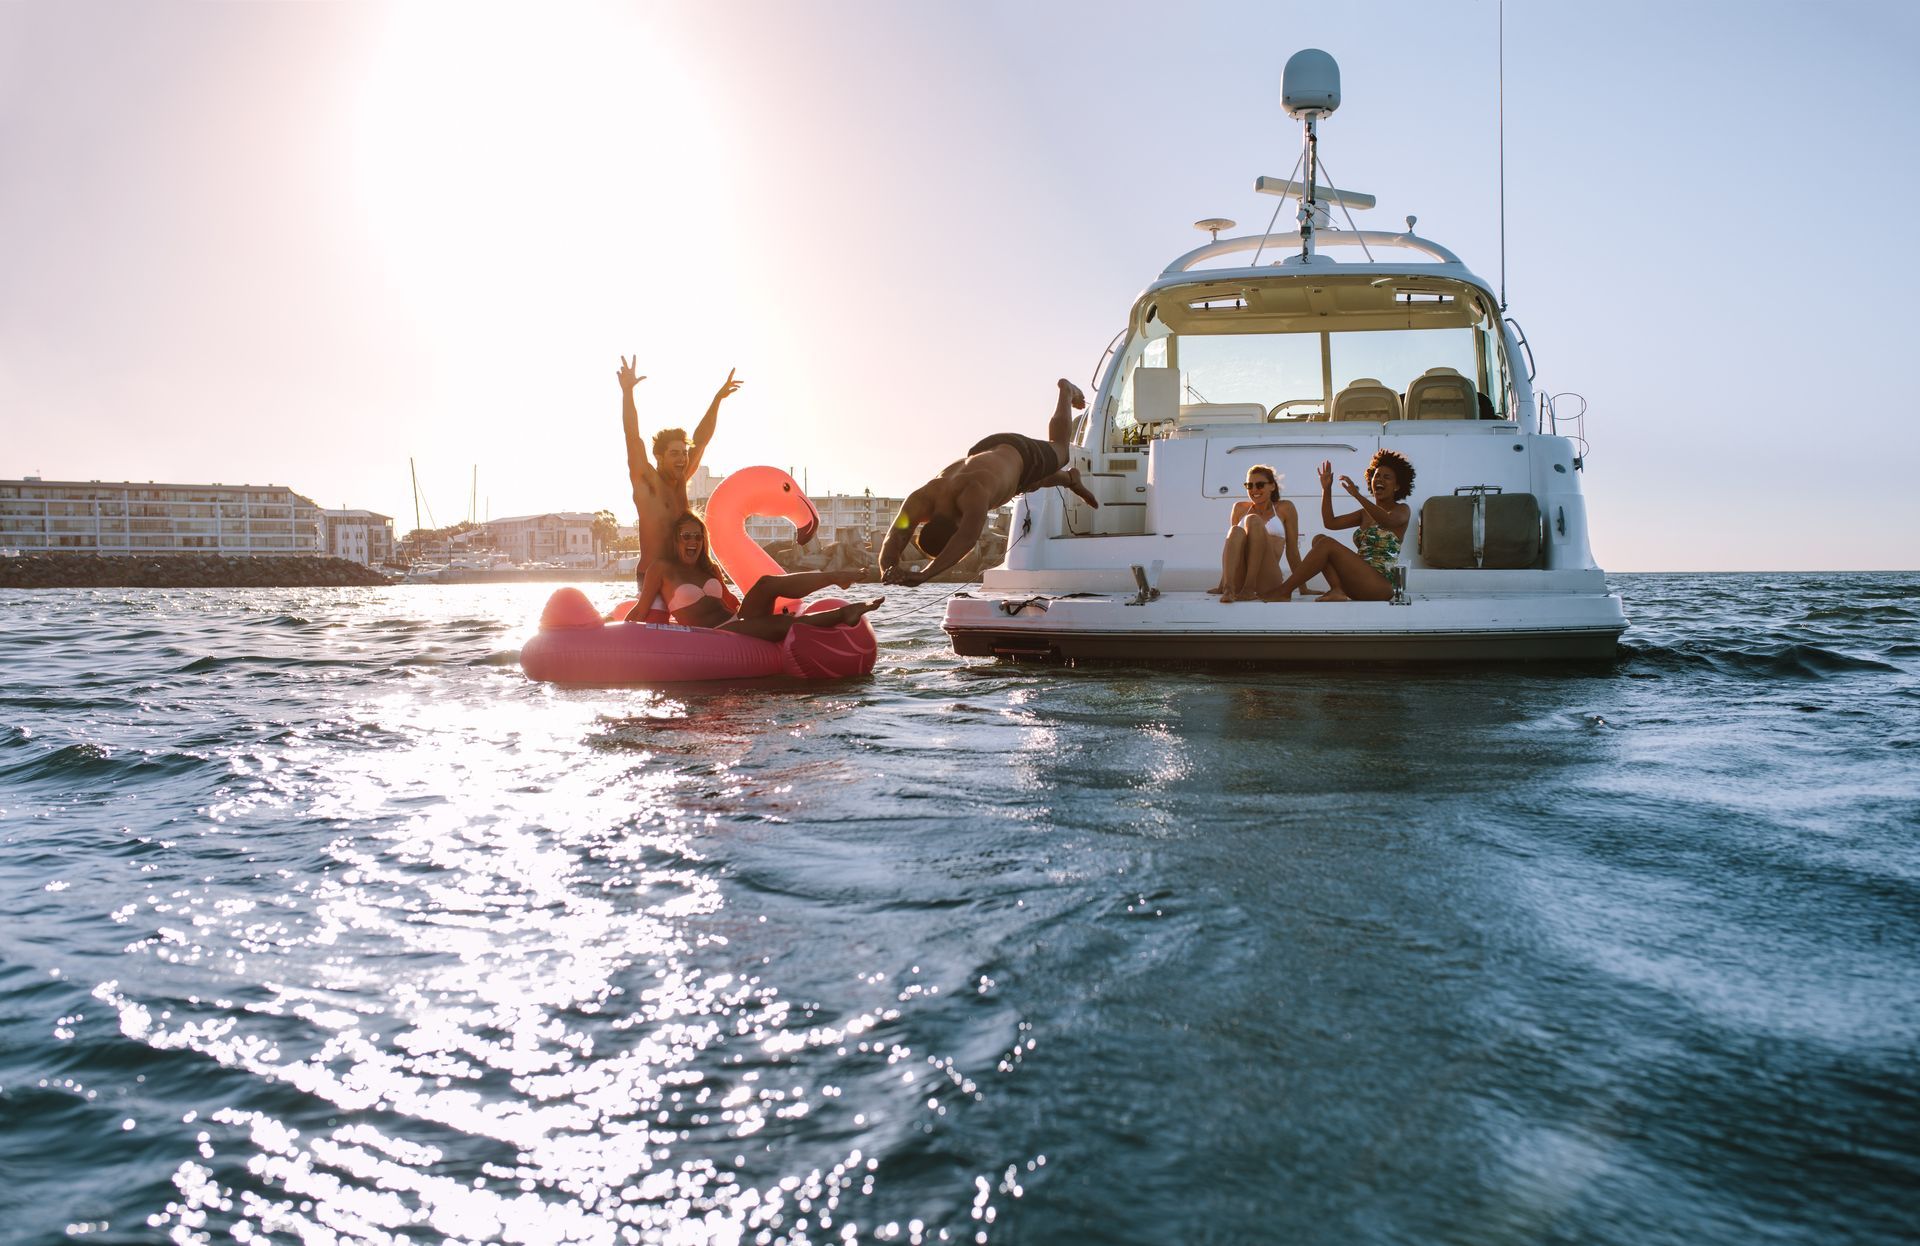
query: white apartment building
[
  {"left": 730, "top": 486, "right": 906, "bottom": 548},
  {"left": 0, "top": 477, "right": 322, "bottom": 556},
  {"left": 320, "top": 509, "right": 395, "bottom": 566},
  {"left": 475, "top": 512, "right": 598, "bottom": 565}
]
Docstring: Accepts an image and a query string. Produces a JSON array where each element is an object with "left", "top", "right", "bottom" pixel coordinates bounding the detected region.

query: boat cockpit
[{"left": 1098, "top": 271, "right": 1520, "bottom": 452}]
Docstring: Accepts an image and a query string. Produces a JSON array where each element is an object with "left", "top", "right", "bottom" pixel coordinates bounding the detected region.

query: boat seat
[
  {"left": 1176, "top": 402, "right": 1265, "bottom": 426},
  {"left": 1404, "top": 367, "right": 1477, "bottom": 420},
  {"left": 1132, "top": 365, "right": 1179, "bottom": 427},
  {"left": 1329, "top": 378, "right": 1402, "bottom": 422}
]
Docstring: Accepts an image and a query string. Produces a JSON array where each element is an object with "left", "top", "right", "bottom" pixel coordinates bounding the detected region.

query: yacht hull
[{"left": 944, "top": 591, "right": 1627, "bottom": 664}]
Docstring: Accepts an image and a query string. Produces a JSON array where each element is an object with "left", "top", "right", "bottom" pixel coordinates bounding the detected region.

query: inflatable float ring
[{"left": 521, "top": 467, "right": 877, "bottom": 684}]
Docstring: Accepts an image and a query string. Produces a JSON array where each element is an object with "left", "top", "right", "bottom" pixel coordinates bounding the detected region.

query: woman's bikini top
[{"left": 667, "top": 578, "right": 725, "bottom": 619}]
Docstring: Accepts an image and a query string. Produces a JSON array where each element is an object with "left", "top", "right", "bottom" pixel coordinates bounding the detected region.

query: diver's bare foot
[
  {"left": 1220, "top": 587, "right": 1240, "bottom": 603},
  {"left": 1316, "top": 590, "right": 1351, "bottom": 602},
  {"left": 1260, "top": 590, "right": 1291, "bottom": 602},
  {"left": 1065, "top": 467, "right": 1100, "bottom": 509},
  {"left": 1058, "top": 378, "right": 1086, "bottom": 409},
  {"left": 1206, "top": 584, "right": 1224, "bottom": 595}
]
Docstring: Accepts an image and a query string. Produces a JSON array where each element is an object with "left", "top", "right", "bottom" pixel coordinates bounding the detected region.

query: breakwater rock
[{"left": 0, "top": 554, "right": 391, "bottom": 589}]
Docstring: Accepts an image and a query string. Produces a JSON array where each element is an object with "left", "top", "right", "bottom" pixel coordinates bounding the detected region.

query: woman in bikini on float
[
  {"left": 637, "top": 512, "right": 883, "bottom": 640},
  {"left": 1264, "top": 449, "right": 1415, "bottom": 602},
  {"left": 1210, "top": 462, "right": 1301, "bottom": 602}
]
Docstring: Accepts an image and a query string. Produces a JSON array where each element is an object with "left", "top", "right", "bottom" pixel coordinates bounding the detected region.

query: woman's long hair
[{"left": 670, "top": 511, "right": 724, "bottom": 582}]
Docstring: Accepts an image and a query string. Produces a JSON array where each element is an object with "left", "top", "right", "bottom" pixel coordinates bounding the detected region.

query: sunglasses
[{"left": 1243, "top": 480, "right": 1272, "bottom": 490}]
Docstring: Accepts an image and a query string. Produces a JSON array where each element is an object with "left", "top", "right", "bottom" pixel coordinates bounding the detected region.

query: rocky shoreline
[{"left": 0, "top": 554, "right": 392, "bottom": 589}]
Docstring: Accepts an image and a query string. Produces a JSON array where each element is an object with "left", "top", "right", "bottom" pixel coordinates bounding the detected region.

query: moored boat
[{"left": 944, "top": 50, "right": 1625, "bottom": 663}]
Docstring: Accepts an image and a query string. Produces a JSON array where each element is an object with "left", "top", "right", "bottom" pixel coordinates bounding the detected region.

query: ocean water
[{"left": 1, "top": 573, "right": 1915, "bottom": 1246}]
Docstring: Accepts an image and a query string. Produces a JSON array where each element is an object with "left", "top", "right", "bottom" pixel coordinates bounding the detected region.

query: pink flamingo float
[{"left": 521, "top": 467, "right": 878, "bottom": 684}]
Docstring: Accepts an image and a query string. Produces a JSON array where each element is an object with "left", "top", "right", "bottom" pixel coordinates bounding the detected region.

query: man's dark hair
[
  {"left": 652, "top": 428, "right": 690, "bottom": 460},
  {"left": 915, "top": 516, "right": 959, "bottom": 558}
]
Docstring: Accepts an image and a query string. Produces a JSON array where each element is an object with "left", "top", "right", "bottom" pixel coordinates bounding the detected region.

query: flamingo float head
[
  {"left": 709, "top": 466, "right": 818, "bottom": 546},
  {"left": 704, "top": 466, "right": 822, "bottom": 605}
]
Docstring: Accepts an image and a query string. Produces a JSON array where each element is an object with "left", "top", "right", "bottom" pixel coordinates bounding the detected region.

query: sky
[{"left": 3, "top": 1, "right": 1916, "bottom": 570}]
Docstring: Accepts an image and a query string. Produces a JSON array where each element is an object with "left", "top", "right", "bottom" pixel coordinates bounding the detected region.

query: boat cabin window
[{"left": 1106, "top": 276, "right": 1513, "bottom": 443}]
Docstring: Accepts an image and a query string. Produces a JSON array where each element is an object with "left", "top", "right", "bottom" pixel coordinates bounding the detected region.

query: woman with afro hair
[{"left": 1263, "top": 448, "right": 1415, "bottom": 602}]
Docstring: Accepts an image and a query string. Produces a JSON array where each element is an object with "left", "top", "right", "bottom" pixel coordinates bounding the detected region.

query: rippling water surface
[{"left": 2, "top": 574, "right": 1916, "bottom": 1244}]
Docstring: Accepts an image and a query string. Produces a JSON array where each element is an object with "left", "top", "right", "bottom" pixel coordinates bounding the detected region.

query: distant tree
[
  {"left": 591, "top": 510, "right": 619, "bottom": 557},
  {"left": 401, "top": 520, "right": 476, "bottom": 545}
]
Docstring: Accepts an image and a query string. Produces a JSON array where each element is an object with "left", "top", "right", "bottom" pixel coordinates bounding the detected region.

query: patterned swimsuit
[{"left": 1354, "top": 524, "right": 1400, "bottom": 575}]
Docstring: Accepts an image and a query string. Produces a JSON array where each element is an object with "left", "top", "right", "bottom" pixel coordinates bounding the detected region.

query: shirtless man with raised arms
[
  {"left": 879, "top": 379, "right": 1100, "bottom": 587},
  {"left": 617, "top": 355, "right": 743, "bottom": 593}
]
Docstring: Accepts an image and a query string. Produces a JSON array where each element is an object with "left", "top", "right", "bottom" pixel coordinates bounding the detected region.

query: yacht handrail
[{"left": 1164, "top": 230, "right": 1463, "bottom": 275}]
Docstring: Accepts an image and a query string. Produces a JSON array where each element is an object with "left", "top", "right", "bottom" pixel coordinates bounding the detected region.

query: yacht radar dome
[
  {"left": 1194, "top": 218, "right": 1236, "bottom": 242},
  {"left": 1281, "top": 49, "right": 1340, "bottom": 119}
]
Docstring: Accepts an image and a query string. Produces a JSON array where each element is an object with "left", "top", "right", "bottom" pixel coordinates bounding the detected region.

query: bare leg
[
  {"left": 1308, "top": 534, "right": 1348, "bottom": 600},
  {"left": 737, "top": 571, "right": 856, "bottom": 619},
  {"left": 1265, "top": 534, "right": 1336, "bottom": 600},
  {"left": 719, "top": 597, "right": 882, "bottom": 641},
  {"left": 1211, "top": 526, "right": 1243, "bottom": 594},
  {"left": 792, "top": 598, "right": 883, "bottom": 627},
  {"left": 1313, "top": 545, "right": 1392, "bottom": 600},
  {"left": 1242, "top": 520, "right": 1286, "bottom": 598},
  {"left": 1035, "top": 467, "right": 1099, "bottom": 509},
  {"left": 716, "top": 613, "right": 795, "bottom": 643},
  {"left": 1049, "top": 378, "right": 1086, "bottom": 444},
  {"left": 1218, "top": 527, "right": 1249, "bottom": 602},
  {"left": 1270, "top": 539, "right": 1392, "bottom": 602}
]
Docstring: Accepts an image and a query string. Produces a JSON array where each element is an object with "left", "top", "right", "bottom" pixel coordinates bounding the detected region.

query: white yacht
[{"left": 944, "top": 50, "right": 1625, "bottom": 663}]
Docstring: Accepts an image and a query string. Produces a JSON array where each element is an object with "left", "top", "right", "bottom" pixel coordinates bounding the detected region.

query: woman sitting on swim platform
[
  {"left": 1265, "top": 450, "right": 1415, "bottom": 603},
  {"left": 1210, "top": 463, "right": 1300, "bottom": 603}
]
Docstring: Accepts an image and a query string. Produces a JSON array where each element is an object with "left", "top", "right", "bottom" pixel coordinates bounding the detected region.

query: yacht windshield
[
  {"left": 1105, "top": 275, "right": 1513, "bottom": 439},
  {"left": 1176, "top": 324, "right": 1496, "bottom": 419}
]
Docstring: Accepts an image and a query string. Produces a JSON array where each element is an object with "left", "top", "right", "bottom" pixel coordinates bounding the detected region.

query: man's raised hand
[
  {"left": 618, "top": 356, "right": 647, "bottom": 392},
  {"left": 714, "top": 369, "right": 743, "bottom": 403}
]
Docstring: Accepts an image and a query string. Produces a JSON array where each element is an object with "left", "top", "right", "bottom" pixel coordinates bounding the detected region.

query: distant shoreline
[{"left": 0, "top": 554, "right": 391, "bottom": 589}]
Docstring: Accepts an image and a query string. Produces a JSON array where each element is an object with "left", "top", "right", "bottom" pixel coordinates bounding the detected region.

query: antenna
[
  {"left": 1499, "top": 0, "right": 1508, "bottom": 310},
  {"left": 1281, "top": 49, "right": 1341, "bottom": 262},
  {"left": 1194, "top": 217, "right": 1236, "bottom": 242}
]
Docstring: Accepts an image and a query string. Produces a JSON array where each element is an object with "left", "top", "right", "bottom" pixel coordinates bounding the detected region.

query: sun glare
[{"left": 352, "top": 6, "right": 742, "bottom": 492}]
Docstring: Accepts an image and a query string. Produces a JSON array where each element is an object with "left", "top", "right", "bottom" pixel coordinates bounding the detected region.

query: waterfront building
[
  {"left": 320, "top": 509, "right": 396, "bottom": 567},
  {"left": 726, "top": 483, "right": 908, "bottom": 548},
  {"left": 0, "top": 477, "right": 322, "bottom": 556},
  {"left": 686, "top": 466, "right": 721, "bottom": 509},
  {"left": 473, "top": 512, "right": 598, "bottom": 565}
]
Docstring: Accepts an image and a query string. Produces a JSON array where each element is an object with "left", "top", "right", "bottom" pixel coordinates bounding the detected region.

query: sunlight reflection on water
[
  {"left": 6, "top": 579, "right": 1916, "bottom": 1245},
  {"left": 71, "top": 608, "right": 1013, "bottom": 1244}
]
